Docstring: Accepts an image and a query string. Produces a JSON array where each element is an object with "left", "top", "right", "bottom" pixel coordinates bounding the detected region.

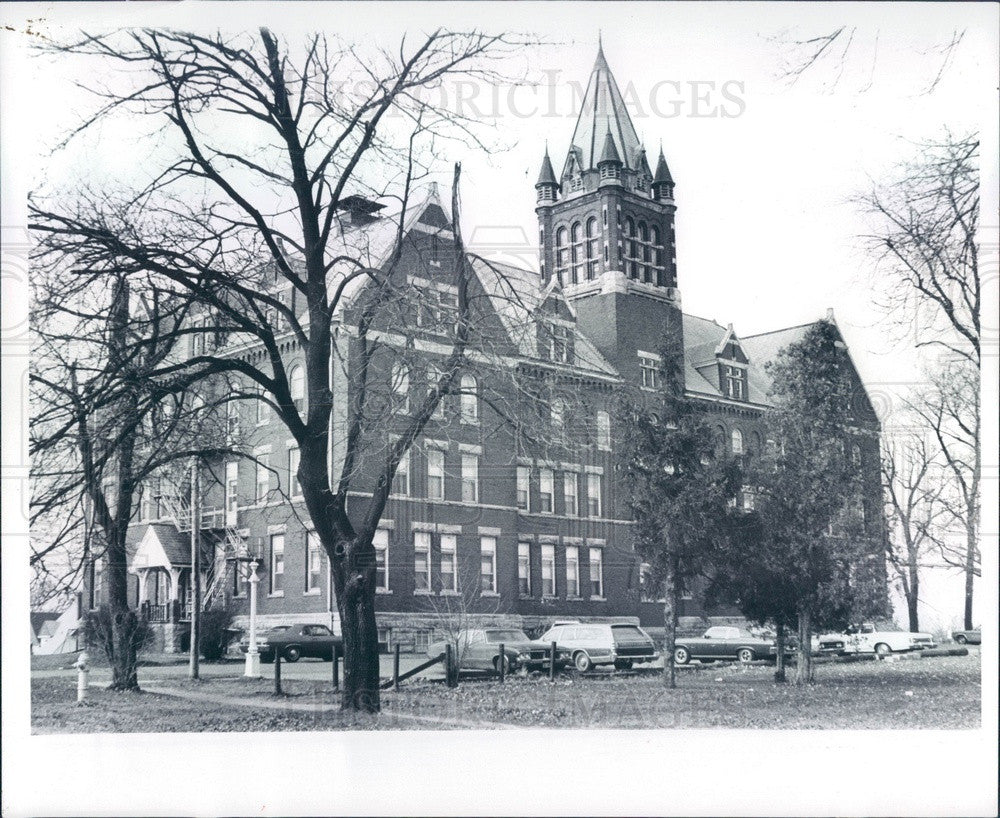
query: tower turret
[
  {"left": 535, "top": 148, "right": 560, "bottom": 204},
  {"left": 597, "top": 128, "right": 623, "bottom": 184},
  {"left": 652, "top": 148, "right": 675, "bottom": 202}
]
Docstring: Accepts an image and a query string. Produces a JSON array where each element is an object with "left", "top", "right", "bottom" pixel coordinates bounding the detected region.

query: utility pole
[{"left": 189, "top": 458, "right": 200, "bottom": 679}]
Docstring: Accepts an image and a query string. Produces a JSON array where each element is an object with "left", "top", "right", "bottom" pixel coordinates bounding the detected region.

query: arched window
[
  {"left": 650, "top": 225, "right": 663, "bottom": 285},
  {"left": 555, "top": 226, "right": 569, "bottom": 281},
  {"left": 570, "top": 222, "right": 583, "bottom": 284},
  {"left": 460, "top": 374, "right": 478, "bottom": 424},
  {"left": 639, "top": 221, "right": 651, "bottom": 281},
  {"left": 731, "top": 428, "right": 744, "bottom": 455},
  {"left": 625, "top": 216, "right": 637, "bottom": 278},
  {"left": 391, "top": 362, "right": 410, "bottom": 414},
  {"left": 586, "top": 217, "right": 599, "bottom": 279},
  {"left": 851, "top": 443, "right": 862, "bottom": 468},
  {"left": 289, "top": 364, "right": 305, "bottom": 412},
  {"left": 751, "top": 431, "right": 763, "bottom": 457}
]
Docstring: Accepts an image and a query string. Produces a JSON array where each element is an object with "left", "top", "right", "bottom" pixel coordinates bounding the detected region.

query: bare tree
[
  {"left": 859, "top": 133, "right": 981, "bottom": 629},
  {"left": 909, "top": 360, "right": 981, "bottom": 628},
  {"left": 861, "top": 133, "right": 980, "bottom": 365},
  {"left": 30, "top": 264, "right": 240, "bottom": 689},
  {"left": 767, "top": 27, "right": 967, "bottom": 94},
  {"left": 881, "top": 428, "right": 948, "bottom": 632},
  {"left": 29, "top": 28, "right": 535, "bottom": 712}
]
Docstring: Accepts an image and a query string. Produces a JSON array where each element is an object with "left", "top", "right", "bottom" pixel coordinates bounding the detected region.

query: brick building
[{"left": 87, "top": 44, "right": 883, "bottom": 652}]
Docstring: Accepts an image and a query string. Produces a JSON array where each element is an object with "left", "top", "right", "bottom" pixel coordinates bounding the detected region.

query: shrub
[
  {"left": 79, "top": 606, "right": 152, "bottom": 671},
  {"left": 199, "top": 606, "right": 235, "bottom": 661}
]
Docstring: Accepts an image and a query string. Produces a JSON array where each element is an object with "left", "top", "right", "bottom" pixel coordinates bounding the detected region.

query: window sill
[
  {"left": 303, "top": 589, "right": 321, "bottom": 596},
  {"left": 376, "top": 588, "right": 393, "bottom": 595},
  {"left": 414, "top": 589, "right": 433, "bottom": 596},
  {"left": 267, "top": 592, "right": 284, "bottom": 598},
  {"left": 566, "top": 595, "right": 583, "bottom": 601},
  {"left": 589, "top": 596, "right": 607, "bottom": 602},
  {"left": 439, "top": 590, "right": 460, "bottom": 597},
  {"left": 480, "top": 591, "right": 500, "bottom": 598}
]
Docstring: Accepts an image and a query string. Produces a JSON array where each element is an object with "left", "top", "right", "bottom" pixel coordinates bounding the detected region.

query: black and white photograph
[{"left": 1, "top": 2, "right": 997, "bottom": 815}]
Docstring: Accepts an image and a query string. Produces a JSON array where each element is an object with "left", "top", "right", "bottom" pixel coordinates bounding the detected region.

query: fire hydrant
[{"left": 75, "top": 651, "right": 90, "bottom": 703}]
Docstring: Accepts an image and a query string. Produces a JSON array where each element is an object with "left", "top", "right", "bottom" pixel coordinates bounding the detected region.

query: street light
[{"left": 243, "top": 540, "right": 263, "bottom": 679}]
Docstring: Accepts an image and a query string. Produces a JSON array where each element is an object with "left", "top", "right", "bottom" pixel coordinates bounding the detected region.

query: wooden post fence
[
  {"left": 273, "top": 651, "right": 282, "bottom": 695},
  {"left": 498, "top": 643, "right": 505, "bottom": 682},
  {"left": 332, "top": 644, "right": 339, "bottom": 692},
  {"left": 549, "top": 642, "right": 557, "bottom": 681},
  {"left": 393, "top": 644, "right": 401, "bottom": 691}
]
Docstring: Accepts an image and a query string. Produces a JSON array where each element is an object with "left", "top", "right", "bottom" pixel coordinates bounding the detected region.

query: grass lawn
[{"left": 32, "top": 650, "right": 980, "bottom": 733}]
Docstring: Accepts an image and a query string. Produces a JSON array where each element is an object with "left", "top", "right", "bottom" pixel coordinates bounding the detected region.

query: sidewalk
[{"left": 141, "top": 683, "right": 515, "bottom": 729}]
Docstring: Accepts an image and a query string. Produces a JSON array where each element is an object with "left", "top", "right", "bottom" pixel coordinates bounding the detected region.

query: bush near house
[{"left": 199, "top": 607, "right": 236, "bottom": 661}]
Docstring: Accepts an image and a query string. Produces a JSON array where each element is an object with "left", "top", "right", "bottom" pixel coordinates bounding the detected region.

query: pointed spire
[
  {"left": 653, "top": 148, "right": 673, "bottom": 184},
  {"left": 536, "top": 147, "right": 558, "bottom": 186},
  {"left": 598, "top": 128, "right": 621, "bottom": 165},
  {"left": 562, "top": 38, "right": 642, "bottom": 175},
  {"left": 636, "top": 146, "right": 651, "bottom": 176}
]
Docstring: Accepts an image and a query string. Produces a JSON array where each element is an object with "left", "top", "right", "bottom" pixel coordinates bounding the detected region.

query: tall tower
[{"left": 536, "top": 42, "right": 683, "bottom": 383}]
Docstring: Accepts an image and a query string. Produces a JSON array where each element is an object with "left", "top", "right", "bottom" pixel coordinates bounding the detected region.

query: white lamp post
[{"left": 244, "top": 557, "right": 262, "bottom": 678}]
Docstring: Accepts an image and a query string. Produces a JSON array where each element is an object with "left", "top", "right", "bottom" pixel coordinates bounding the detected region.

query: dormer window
[
  {"left": 540, "top": 322, "right": 571, "bottom": 364},
  {"left": 723, "top": 364, "right": 747, "bottom": 401}
]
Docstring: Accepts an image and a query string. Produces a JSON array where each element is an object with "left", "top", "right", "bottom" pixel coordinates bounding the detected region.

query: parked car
[
  {"left": 673, "top": 625, "right": 778, "bottom": 665},
  {"left": 239, "top": 623, "right": 342, "bottom": 662},
  {"left": 538, "top": 621, "right": 659, "bottom": 672},
  {"left": 427, "top": 628, "right": 569, "bottom": 674},
  {"left": 951, "top": 628, "right": 981, "bottom": 645},
  {"left": 816, "top": 623, "right": 936, "bottom": 656}
]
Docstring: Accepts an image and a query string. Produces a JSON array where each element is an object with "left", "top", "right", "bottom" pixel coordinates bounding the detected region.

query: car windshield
[
  {"left": 611, "top": 625, "right": 647, "bottom": 643},
  {"left": 485, "top": 630, "right": 529, "bottom": 643}
]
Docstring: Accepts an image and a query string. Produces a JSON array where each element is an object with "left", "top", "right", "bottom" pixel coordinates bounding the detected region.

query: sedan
[
  {"left": 427, "top": 628, "right": 568, "bottom": 674},
  {"left": 952, "top": 628, "right": 981, "bottom": 645},
  {"left": 240, "top": 623, "right": 342, "bottom": 662},
  {"left": 673, "top": 626, "right": 777, "bottom": 664}
]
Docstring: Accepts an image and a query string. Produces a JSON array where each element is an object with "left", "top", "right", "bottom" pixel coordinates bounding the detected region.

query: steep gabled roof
[
  {"left": 740, "top": 322, "right": 816, "bottom": 398},
  {"left": 565, "top": 44, "right": 643, "bottom": 173},
  {"left": 471, "top": 256, "right": 617, "bottom": 378}
]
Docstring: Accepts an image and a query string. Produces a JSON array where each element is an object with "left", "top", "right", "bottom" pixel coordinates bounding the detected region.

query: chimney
[{"left": 336, "top": 195, "right": 386, "bottom": 226}]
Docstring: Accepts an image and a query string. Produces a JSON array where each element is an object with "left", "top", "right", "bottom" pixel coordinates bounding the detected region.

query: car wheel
[
  {"left": 874, "top": 643, "right": 892, "bottom": 658},
  {"left": 673, "top": 646, "right": 690, "bottom": 665},
  {"left": 573, "top": 651, "right": 592, "bottom": 673},
  {"left": 955, "top": 634, "right": 967, "bottom": 645},
  {"left": 614, "top": 659, "right": 633, "bottom": 671},
  {"left": 493, "top": 654, "right": 510, "bottom": 675},
  {"left": 283, "top": 646, "right": 301, "bottom": 662},
  {"left": 737, "top": 648, "right": 755, "bottom": 664}
]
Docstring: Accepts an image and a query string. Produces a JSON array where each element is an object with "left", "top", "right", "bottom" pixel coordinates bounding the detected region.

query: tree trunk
[
  {"left": 907, "top": 580, "right": 920, "bottom": 633},
  {"left": 108, "top": 605, "right": 140, "bottom": 691},
  {"left": 105, "top": 529, "right": 140, "bottom": 691},
  {"left": 662, "top": 555, "right": 678, "bottom": 689},
  {"left": 774, "top": 620, "right": 787, "bottom": 684},
  {"left": 906, "top": 545, "right": 920, "bottom": 632},
  {"left": 793, "top": 610, "right": 813, "bottom": 685},
  {"left": 963, "top": 534, "right": 974, "bottom": 630},
  {"left": 337, "top": 568, "right": 381, "bottom": 712}
]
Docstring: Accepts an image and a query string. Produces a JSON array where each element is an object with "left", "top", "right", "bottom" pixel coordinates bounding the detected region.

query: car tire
[
  {"left": 573, "top": 651, "right": 593, "bottom": 673},
  {"left": 614, "top": 659, "right": 633, "bottom": 671},
  {"left": 283, "top": 646, "right": 301, "bottom": 663},
  {"left": 874, "top": 643, "right": 892, "bottom": 658},
  {"left": 673, "top": 646, "right": 690, "bottom": 665},
  {"left": 737, "top": 648, "right": 755, "bottom": 664},
  {"left": 955, "top": 634, "right": 967, "bottom": 645}
]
